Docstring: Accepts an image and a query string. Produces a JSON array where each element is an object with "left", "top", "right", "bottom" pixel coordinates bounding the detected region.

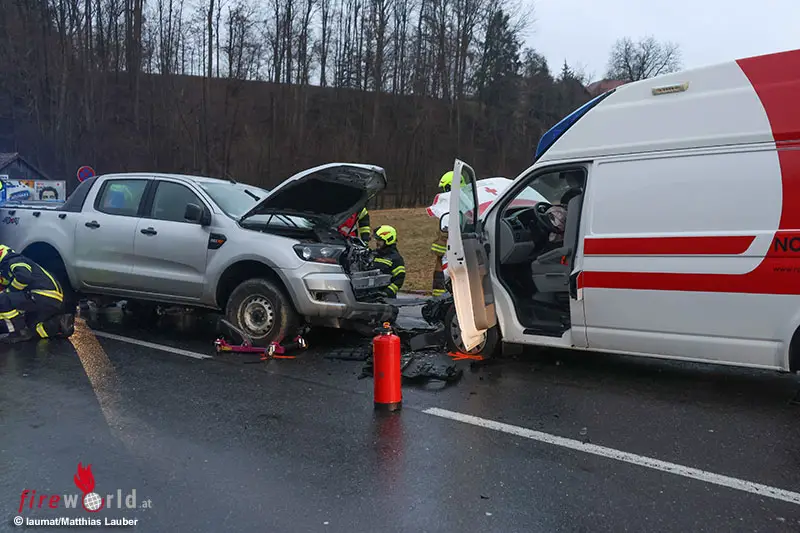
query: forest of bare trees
[{"left": 0, "top": 0, "right": 611, "bottom": 205}]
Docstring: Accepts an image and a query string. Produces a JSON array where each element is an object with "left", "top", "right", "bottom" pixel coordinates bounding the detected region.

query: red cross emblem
[{"left": 485, "top": 187, "right": 498, "bottom": 195}]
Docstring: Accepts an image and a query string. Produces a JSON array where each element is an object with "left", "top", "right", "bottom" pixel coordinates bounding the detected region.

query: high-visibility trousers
[{"left": 0, "top": 291, "right": 63, "bottom": 337}]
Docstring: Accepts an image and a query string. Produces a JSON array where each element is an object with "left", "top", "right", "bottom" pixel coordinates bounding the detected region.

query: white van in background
[{"left": 445, "top": 48, "right": 800, "bottom": 372}]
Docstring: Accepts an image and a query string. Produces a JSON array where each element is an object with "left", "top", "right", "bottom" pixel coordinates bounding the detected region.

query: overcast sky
[{"left": 523, "top": 0, "right": 800, "bottom": 82}]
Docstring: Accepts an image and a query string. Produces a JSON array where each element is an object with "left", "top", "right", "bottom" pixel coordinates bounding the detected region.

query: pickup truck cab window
[
  {"left": 150, "top": 181, "right": 205, "bottom": 223},
  {"left": 95, "top": 179, "right": 148, "bottom": 217}
]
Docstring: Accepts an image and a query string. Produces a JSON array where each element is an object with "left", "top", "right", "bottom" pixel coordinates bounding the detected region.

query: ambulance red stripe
[
  {"left": 583, "top": 235, "right": 755, "bottom": 256},
  {"left": 580, "top": 49, "right": 800, "bottom": 294}
]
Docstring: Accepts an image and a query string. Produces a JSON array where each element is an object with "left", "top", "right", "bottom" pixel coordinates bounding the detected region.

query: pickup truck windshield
[
  {"left": 200, "top": 181, "right": 313, "bottom": 229},
  {"left": 199, "top": 182, "right": 269, "bottom": 218}
]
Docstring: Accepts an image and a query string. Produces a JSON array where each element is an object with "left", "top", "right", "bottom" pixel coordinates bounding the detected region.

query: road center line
[
  {"left": 91, "top": 330, "right": 212, "bottom": 360},
  {"left": 423, "top": 407, "right": 800, "bottom": 506}
]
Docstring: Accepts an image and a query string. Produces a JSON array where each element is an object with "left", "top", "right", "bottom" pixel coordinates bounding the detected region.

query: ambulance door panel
[
  {"left": 581, "top": 149, "right": 783, "bottom": 368},
  {"left": 446, "top": 160, "right": 497, "bottom": 351}
]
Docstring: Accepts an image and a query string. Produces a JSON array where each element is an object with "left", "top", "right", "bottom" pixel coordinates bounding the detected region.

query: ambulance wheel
[
  {"left": 445, "top": 304, "right": 499, "bottom": 357},
  {"left": 225, "top": 278, "right": 297, "bottom": 347}
]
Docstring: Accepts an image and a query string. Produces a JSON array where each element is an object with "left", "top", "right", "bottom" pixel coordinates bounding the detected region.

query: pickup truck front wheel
[{"left": 225, "top": 278, "right": 298, "bottom": 347}]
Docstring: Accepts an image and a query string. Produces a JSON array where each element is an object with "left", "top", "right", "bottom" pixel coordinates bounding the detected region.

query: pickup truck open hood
[{"left": 240, "top": 163, "right": 386, "bottom": 227}]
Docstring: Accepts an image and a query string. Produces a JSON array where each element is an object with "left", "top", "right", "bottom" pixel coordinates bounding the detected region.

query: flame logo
[
  {"left": 73, "top": 463, "right": 95, "bottom": 494},
  {"left": 74, "top": 463, "right": 104, "bottom": 512}
]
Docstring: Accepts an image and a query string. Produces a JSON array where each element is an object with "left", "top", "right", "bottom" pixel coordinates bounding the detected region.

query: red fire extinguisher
[{"left": 373, "top": 322, "right": 402, "bottom": 411}]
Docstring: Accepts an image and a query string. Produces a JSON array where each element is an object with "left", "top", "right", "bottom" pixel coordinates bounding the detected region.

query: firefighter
[
  {"left": 357, "top": 208, "right": 371, "bottom": 241},
  {"left": 431, "top": 171, "right": 466, "bottom": 296},
  {"left": 0, "top": 245, "right": 74, "bottom": 343},
  {"left": 372, "top": 225, "right": 406, "bottom": 298},
  {"left": 338, "top": 207, "right": 372, "bottom": 242}
]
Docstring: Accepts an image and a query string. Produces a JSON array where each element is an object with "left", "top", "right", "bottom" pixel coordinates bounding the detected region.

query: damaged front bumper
[{"left": 285, "top": 269, "right": 397, "bottom": 325}]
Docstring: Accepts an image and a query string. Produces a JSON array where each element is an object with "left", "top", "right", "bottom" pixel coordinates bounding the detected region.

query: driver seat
[{"left": 530, "top": 192, "right": 584, "bottom": 308}]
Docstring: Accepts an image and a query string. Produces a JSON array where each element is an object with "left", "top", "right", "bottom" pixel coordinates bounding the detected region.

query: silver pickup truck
[{"left": 0, "top": 163, "right": 396, "bottom": 345}]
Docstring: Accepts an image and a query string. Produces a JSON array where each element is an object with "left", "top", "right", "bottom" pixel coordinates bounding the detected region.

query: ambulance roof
[{"left": 538, "top": 48, "right": 800, "bottom": 163}]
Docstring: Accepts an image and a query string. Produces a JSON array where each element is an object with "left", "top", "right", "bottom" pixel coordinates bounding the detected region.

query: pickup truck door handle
[
  {"left": 85, "top": 221, "right": 100, "bottom": 229},
  {"left": 140, "top": 227, "right": 157, "bottom": 236}
]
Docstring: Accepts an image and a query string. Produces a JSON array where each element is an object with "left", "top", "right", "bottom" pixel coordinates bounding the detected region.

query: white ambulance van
[{"left": 445, "top": 48, "right": 800, "bottom": 372}]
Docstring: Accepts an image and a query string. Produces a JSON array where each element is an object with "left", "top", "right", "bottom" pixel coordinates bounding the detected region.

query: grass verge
[{"left": 370, "top": 208, "right": 439, "bottom": 293}]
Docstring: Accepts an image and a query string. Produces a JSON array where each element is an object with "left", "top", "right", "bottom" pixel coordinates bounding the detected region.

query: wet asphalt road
[{"left": 2, "top": 306, "right": 800, "bottom": 532}]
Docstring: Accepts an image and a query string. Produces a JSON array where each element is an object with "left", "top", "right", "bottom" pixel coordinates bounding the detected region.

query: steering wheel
[{"left": 532, "top": 202, "right": 560, "bottom": 233}]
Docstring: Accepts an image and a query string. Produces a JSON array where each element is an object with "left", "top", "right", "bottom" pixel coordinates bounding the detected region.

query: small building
[
  {"left": 0, "top": 152, "right": 50, "bottom": 182},
  {"left": 0, "top": 153, "right": 65, "bottom": 203}
]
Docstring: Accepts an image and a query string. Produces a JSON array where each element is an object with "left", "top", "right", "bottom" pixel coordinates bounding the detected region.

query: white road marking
[
  {"left": 423, "top": 407, "right": 800, "bottom": 506},
  {"left": 91, "top": 330, "right": 212, "bottom": 360}
]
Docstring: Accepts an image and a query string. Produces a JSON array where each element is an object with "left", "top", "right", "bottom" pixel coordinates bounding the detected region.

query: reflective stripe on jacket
[
  {"left": 0, "top": 251, "right": 63, "bottom": 303},
  {"left": 373, "top": 245, "right": 405, "bottom": 296},
  {"left": 357, "top": 208, "right": 371, "bottom": 239}
]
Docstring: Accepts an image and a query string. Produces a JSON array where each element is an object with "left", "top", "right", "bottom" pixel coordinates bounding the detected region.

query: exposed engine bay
[
  {"left": 239, "top": 219, "right": 392, "bottom": 320},
  {"left": 338, "top": 235, "right": 393, "bottom": 302},
  {"left": 262, "top": 222, "right": 393, "bottom": 302}
]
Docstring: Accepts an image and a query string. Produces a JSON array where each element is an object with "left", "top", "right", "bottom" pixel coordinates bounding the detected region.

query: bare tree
[
  {"left": 295, "top": 0, "right": 316, "bottom": 84},
  {"left": 316, "top": 0, "right": 332, "bottom": 85},
  {"left": 368, "top": 0, "right": 391, "bottom": 92},
  {"left": 606, "top": 36, "right": 682, "bottom": 82},
  {"left": 389, "top": 0, "right": 413, "bottom": 94},
  {"left": 224, "top": 1, "right": 259, "bottom": 79},
  {"left": 207, "top": 0, "right": 215, "bottom": 77}
]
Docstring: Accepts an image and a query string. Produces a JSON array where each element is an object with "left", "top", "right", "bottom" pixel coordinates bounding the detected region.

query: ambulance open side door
[{"left": 444, "top": 160, "right": 497, "bottom": 351}]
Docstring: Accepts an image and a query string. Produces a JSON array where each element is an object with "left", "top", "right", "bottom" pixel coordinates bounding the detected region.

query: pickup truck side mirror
[{"left": 185, "top": 203, "right": 210, "bottom": 226}]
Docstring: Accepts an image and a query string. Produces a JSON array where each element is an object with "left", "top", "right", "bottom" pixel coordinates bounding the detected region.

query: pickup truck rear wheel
[{"left": 225, "top": 278, "right": 297, "bottom": 347}]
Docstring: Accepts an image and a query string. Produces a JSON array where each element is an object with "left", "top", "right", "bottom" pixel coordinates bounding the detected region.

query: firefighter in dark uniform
[
  {"left": 0, "top": 245, "right": 74, "bottom": 343},
  {"left": 372, "top": 225, "right": 406, "bottom": 298}
]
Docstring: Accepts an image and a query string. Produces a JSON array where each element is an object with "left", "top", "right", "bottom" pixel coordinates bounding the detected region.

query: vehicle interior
[{"left": 494, "top": 167, "right": 586, "bottom": 336}]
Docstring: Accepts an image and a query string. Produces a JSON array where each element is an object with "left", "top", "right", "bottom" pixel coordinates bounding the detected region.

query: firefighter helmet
[
  {"left": 439, "top": 171, "right": 467, "bottom": 192},
  {"left": 374, "top": 225, "right": 397, "bottom": 246}
]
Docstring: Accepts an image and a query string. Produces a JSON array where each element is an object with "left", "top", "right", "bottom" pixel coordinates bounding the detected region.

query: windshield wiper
[
  {"left": 238, "top": 190, "right": 264, "bottom": 223},
  {"left": 240, "top": 207, "right": 321, "bottom": 225},
  {"left": 278, "top": 214, "right": 298, "bottom": 228}
]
